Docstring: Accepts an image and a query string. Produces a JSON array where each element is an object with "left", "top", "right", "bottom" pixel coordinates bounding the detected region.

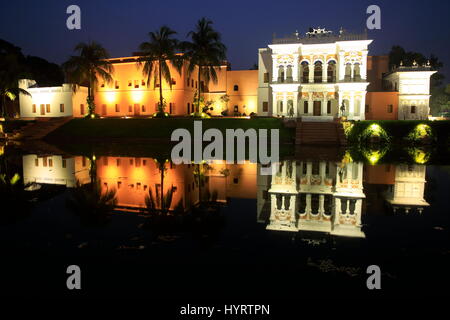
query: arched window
[
  {"left": 314, "top": 61, "right": 322, "bottom": 83},
  {"left": 301, "top": 62, "right": 309, "bottom": 83},
  {"left": 353, "top": 63, "right": 361, "bottom": 80},
  {"left": 327, "top": 61, "right": 336, "bottom": 82},
  {"left": 286, "top": 65, "right": 293, "bottom": 82},
  {"left": 345, "top": 63, "right": 352, "bottom": 81},
  {"left": 233, "top": 84, "right": 239, "bottom": 91},
  {"left": 278, "top": 66, "right": 285, "bottom": 83}
]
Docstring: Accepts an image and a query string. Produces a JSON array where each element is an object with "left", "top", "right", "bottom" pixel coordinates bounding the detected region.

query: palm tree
[
  {"left": 182, "top": 18, "right": 226, "bottom": 114},
  {"left": 137, "top": 26, "right": 183, "bottom": 116},
  {"left": 0, "top": 53, "right": 30, "bottom": 118},
  {"left": 62, "top": 41, "right": 114, "bottom": 116}
]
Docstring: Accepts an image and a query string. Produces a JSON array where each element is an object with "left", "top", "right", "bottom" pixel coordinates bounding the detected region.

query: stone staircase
[
  {"left": 295, "top": 120, "right": 347, "bottom": 145},
  {"left": 10, "top": 117, "right": 72, "bottom": 141}
]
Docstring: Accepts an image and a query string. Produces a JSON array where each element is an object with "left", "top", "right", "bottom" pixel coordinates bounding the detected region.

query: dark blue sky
[{"left": 1, "top": 0, "right": 449, "bottom": 79}]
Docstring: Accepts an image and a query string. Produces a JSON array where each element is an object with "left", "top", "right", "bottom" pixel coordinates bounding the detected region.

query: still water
[{"left": 0, "top": 143, "right": 449, "bottom": 299}]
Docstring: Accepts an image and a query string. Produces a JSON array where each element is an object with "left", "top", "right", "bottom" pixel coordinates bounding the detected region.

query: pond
[{"left": 0, "top": 142, "right": 449, "bottom": 300}]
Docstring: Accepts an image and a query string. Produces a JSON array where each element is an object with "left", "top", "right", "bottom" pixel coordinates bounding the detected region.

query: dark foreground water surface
[{"left": 0, "top": 143, "right": 449, "bottom": 300}]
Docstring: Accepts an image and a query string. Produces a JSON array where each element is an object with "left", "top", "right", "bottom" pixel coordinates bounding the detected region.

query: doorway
[
  {"left": 134, "top": 104, "right": 140, "bottom": 116},
  {"left": 313, "top": 101, "right": 321, "bottom": 116}
]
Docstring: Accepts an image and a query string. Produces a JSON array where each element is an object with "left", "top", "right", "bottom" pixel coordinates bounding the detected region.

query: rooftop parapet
[{"left": 272, "top": 27, "right": 368, "bottom": 45}]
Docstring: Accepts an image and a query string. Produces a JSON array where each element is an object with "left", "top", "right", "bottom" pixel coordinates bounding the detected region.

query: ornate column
[
  {"left": 322, "top": 92, "right": 328, "bottom": 116},
  {"left": 305, "top": 194, "right": 312, "bottom": 215},
  {"left": 338, "top": 51, "right": 345, "bottom": 81},
  {"left": 293, "top": 54, "right": 299, "bottom": 82},
  {"left": 293, "top": 92, "right": 298, "bottom": 117},
  {"left": 361, "top": 50, "right": 368, "bottom": 80},
  {"left": 308, "top": 92, "right": 313, "bottom": 115},
  {"left": 322, "top": 62, "right": 328, "bottom": 83},
  {"left": 319, "top": 195, "right": 325, "bottom": 215},
  {"left": 308, "top": 63, "right": 314, "bottom": 83},
  {"left": 349, "top": 93, "right": 355, "bottom": 119},
  {"left": 271, "top": 55, "right": 278, "bottom": 82}
]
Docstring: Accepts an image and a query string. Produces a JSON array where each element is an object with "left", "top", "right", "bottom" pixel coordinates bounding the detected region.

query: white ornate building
[
  {"left": 258, "top": 28, "right": 436, "bottom": 120},
  {"left": 259, "top": 159, "right": 366, "bottom": 238}
]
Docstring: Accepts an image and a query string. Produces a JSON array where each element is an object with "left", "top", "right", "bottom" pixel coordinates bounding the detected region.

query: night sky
[{"left": 1, "top": 0, "right": 449, "bottom": 80}]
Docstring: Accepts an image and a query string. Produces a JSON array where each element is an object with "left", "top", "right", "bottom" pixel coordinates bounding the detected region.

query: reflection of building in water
[
  {"left": 22, "top": 154, "right": 90, "bottom": 187},
  {"left": 384, "top": 164, "right": 429, "bottom": 213},
  {"left": 259, "top": 159, "right": 365, "bottom": 238},
  {"left": 95, "top": 157, "right": 257, "bottom": 211}
]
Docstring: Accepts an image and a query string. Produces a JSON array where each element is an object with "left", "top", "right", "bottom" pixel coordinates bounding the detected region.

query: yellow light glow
[
  {"left": 105, "top": 91, "right": 116, "bottom": 103},
  {"left": 369, "top": 124, "right": 381, "bottom": 136},
  {"left": 131, "top": 90, "right": 143, "bottom": 103}
]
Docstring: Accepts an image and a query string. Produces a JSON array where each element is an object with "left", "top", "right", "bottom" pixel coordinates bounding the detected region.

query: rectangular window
[
  {"left": 32, "top": 104, "right": 36, "bottom": 113},
  {"left": 134, "top": 80, "right": 139, "bottom": 88},
  {"left": 128, "top": 105, "right": 132, "bottom": 113},
  {"left": 115, "top": 104, "right": 120, "bottom": 112},
  {"left": 62, "top": 159, "right": 66, "bottom": 168},
  {"left": 141, "top": 80, "right": 145, "bottom": 86},
  {"left": 60, "top": 104, "right": 64, "bottom": 113},
  {"left": 387, "top": 104, "right": 393, "bottom": 113},
  {"left": 264, "top": 72, "right": 269, "bottom": 83},
  {"left": 169, "top": 103, "right": 173, "bottom": 114},
  {"left": 46, "top": 104, "right": 50, "bottom": 113},
  {"left": 411, "top": 105, "right": 416, "bottom": 114},
  {"left": 128, "top": 80, "right": 132, "bottom": 87},
  {"left": 172, "top": 78, "right": 176, "bottom": 85},
  {"left": 263, "top": 101, "right": 268, "bottom": 112},
  {"left": 48, "top": 158, "right": 53, "bottom": 167},
  {"left": 43, "top": 157, "right": 47, "bottom": 167},
  {"left": 35, "top": 158, "right": 39, "bottom": 166},
  {"left": 327, "top": 101, "right": 331, "bottom": 114},
  {"left": 187, "top": 77, "right": 190, "bottom": 86},
  {"left": 191, "top": 79, "right": 194, "bottom": 87},
  {"left": 142, "top": 105, "right": 146, "bottom": 112},
  {"left": 82, "top": 157, "right": 86, "bottom": 167},
  {"left": 116, "top": 158, "right": 121, "bottom": 166},
  {"left": 195, "top": 81, "right": 197, "bottom": 88},
  {"left": 115, "top": 81, "right": 120, "bottom": 89},
  {"left": 80, "top": 104, "right": 85, "bottom": 115},
  {"left": 304, "top": 101, "right": 308, "bottom": 114}
]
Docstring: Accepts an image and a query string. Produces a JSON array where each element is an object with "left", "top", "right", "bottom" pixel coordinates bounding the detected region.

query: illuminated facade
[
  {"left": 258, "top": 159, "right": 366, "bottom": 238},
  {"left": 384, "top": 164, "right": 429, "bottom": 213},
  {"left": 257, "top": 28, "right": 436, "bottom": 120},
  {"left": 18, "top": 79, "right": 87, "bottom": 119},
  {"left": 17, "top": 29, "right": 435, "bottom": 120},
  {"left": 22, "top": 154, "right": 90, "bottom": 187},
  {"left": 93, "top": 57, "right": 257, "bottom": 117}
]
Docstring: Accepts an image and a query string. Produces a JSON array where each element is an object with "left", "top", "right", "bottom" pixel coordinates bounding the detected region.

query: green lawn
[{"left": 46, "top": 117, "right": 294, "bottom": 142}]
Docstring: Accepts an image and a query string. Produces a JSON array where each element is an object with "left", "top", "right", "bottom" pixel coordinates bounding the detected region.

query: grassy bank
[{"left": 46, "top": 117, "right": 294, "bottom": 143}]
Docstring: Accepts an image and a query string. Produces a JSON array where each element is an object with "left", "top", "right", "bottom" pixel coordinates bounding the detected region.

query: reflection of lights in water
[{"left": 409, "top": 148, "right": 430, "bottom": 164}]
